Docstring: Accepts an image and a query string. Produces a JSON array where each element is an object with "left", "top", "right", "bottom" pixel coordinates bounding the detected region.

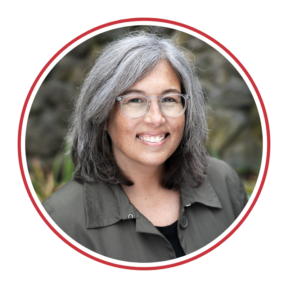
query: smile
[{"left": 136, "top": 133, "right": 169, "bottom": 144}]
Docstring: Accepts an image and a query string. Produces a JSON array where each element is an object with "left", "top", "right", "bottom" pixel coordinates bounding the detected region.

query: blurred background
[{"left": 25, "top": 26, "right": 262, "bottom": 202}]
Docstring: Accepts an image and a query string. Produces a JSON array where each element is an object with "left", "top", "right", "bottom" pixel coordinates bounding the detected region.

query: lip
[
  {"left": 136, "top": 132, "right": 170, "bottom": 146},
  {"left": 137, "top": 131, "right": 167, "bottom": 137}
]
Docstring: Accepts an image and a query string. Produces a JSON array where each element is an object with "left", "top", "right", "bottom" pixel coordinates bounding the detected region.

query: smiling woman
[
  {"left": 42, "top": 32, "right": 247, "bottom": 262},
  {"left": 108, "top": 60, "right": 185, "bottom": 173}
]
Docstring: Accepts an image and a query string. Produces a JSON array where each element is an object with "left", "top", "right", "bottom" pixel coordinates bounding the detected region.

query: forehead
[{"left": 126, "top": 59, "right": 181, "bottom": 95}]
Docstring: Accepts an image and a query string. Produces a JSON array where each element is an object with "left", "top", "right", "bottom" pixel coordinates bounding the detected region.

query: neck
[
  {"left": 124, "top": 162, "right": 165, "bottom": 194},
  {"left": 113, "top": 155, "right": 167, "bottom": 199}
]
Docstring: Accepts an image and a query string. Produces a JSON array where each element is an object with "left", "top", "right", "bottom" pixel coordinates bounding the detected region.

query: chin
[{"left": 136, "top": 156, "right": 167, "bottom": 167}]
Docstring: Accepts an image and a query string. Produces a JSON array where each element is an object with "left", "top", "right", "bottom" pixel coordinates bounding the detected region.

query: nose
[{"left": 144, "top": 99, "right": 165, "bottom": 126}]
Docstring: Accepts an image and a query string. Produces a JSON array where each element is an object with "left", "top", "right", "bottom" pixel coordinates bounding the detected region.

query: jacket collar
[
  {"left": 180, "top": 174, "right": 222, "bottom": 209},
  {"left": 84, "top": 176, "right": 222, "bottom": 229}
]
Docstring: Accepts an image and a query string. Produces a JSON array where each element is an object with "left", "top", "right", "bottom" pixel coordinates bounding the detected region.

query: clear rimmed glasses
[{"left": 116, "top": 94, "right": 190, "bottom": 118}]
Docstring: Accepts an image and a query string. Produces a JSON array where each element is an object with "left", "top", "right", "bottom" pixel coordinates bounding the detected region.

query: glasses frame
[{"left": 116, "top": 94, "right": 190, "bottom": 119}]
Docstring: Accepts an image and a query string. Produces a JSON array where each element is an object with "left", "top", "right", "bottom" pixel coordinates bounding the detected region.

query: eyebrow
[{"left": 121, "top": 88, "right": 181, "bottom": 96}]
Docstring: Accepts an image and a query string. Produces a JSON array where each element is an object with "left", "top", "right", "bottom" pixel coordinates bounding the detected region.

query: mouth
[{"left": 136, "top": 133, "right": 170, "bottom": 143}]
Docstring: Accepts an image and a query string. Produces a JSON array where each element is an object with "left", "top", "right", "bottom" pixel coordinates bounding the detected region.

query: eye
[
  {"left": 128, "top": 98, "right": 145, "bottom": 103},
  {"left": 161, "top": 97, "right": 177, "bottom": 103}
]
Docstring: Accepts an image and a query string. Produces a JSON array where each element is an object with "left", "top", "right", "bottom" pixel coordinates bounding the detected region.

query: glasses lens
[
  {"left": 122, "top": 95, "right": 148, "bottom": 118},
  {"left": 160, "top": 95, "right": 186, "bottom": 116}
]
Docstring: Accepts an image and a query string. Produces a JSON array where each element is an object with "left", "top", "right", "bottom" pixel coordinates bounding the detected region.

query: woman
[{"left": 43, "top": 33, "right": 247, "bottom": 263}]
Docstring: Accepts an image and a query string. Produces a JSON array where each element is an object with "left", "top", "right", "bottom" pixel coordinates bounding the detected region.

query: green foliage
[
  {"left": 30, "top": 153, "right": 75, "bottom": 202},
  {"left": 242, "top": 179, "right": 256, "bottom": 200},
  {"left": 207, "top": 147, "right": 221, "bottom": 159}
]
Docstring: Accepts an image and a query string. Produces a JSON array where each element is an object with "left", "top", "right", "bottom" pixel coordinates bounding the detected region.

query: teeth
[{"left": 138, "top": 135, "right": 166, "bottom": 143}]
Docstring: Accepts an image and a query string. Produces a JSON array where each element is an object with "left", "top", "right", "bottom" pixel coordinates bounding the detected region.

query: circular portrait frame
[{"left": 17, "top": 17, "right": 271, "bottom": 271}]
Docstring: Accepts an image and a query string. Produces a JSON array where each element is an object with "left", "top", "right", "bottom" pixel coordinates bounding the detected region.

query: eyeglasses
[{"left": 116, "top": 94, "right": 190, "bottom": 118}]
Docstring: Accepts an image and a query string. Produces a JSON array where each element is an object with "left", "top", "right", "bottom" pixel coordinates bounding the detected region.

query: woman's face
[{"left": 107, "top": 59, "right": 185, "bottom": 169}]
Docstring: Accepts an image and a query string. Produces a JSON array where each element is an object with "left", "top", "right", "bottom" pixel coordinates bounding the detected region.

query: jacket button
[
  {"left": 180, "top": 215, "right": 188, "bottom": 229},
  {"left": 127, "top": 214, "right": 134, "bottom": 219}
]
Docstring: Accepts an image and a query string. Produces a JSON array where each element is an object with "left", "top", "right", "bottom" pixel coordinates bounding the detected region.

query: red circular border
[{"left": 18, "top": 18, "right": 270, "bottom": 270}]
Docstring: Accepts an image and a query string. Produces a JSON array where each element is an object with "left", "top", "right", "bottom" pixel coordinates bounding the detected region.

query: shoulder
[
  {"left": 43, "top": 180, "right": 84, "bottom": 212},
  {"left": 207, "top": 157, "right": 236, "bottom": 177},
  {"left": 42, "top": 180, "right": 85, "bottom": 229},
  {"left": 206, "top": 157, "right": 248, "bottom": 216},
  {"left": 42, "top": 180, "right": 119, "bottom": 230},
  {"left": 207, "top": 157, "right": 241, "bottom": 185}
]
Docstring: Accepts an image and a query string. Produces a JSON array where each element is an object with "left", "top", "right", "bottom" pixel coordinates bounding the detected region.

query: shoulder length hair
[{"left": 68, "top": 32, "right": 208, "bottom": 189}]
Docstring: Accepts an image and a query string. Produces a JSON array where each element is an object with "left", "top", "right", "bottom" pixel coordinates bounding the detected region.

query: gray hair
[{"left": 69, "top": 32, "right": 208, "bottom": 189}]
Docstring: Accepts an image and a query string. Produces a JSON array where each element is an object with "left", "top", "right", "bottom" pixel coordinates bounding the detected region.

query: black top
[{"left": 156, "top": 221, "right": 185, "bottom": 258}]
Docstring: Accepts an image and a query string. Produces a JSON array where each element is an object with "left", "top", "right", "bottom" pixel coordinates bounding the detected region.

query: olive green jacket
[{"left": 42, "top": 157, "right": 247, "bottom": 263}]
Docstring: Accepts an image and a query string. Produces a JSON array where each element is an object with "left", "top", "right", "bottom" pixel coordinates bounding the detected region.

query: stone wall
[{"left": 26, "top": 26, "right": 262, "bottom": 178}]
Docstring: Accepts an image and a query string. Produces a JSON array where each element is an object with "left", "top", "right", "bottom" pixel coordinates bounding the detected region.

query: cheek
[
  {"left": 107, "top": 109, "right": 137, "bottom": 148},
  {"left": 172, "top": 117, "right": 185, "bottom": 138},
  {"left": 108, "top": 105, "right": 124, "bottom": 134}
]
